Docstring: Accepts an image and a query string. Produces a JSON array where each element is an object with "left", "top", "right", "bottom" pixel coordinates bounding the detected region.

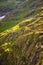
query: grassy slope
[
  {"left": 0, "top": 0, "right": 26, "bottom": 32},
  {"left": 0, "top": 0, "right": 43, "bottom": 65},
  {"left": 1, "top": 0, "right": 41, "bottom": 32}
]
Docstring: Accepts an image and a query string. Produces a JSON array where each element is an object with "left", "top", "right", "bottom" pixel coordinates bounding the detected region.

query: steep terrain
[{"left": 0, "top": 0, "right": 43, "bottom": 65}]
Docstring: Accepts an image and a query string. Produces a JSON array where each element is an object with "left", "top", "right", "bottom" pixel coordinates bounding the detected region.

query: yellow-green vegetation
[{"left": 0, "top": 0, "right": 43, "bottom": 65}]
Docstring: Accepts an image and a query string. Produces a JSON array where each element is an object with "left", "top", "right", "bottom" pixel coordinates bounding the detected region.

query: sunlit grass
[
  {"left": 19, "top": 18, "right": 33, "bottom": 25},
  {"left": 0, "top": 25, "right": 20, "bottom": 37},
  {"left": 0, "top": 18, "right": 33, "bottom": 37},
  {"left": 5, "top": 48, "right": 11, "bottom": 52},
  {"left": 1, "top": 42, "right": 12, "bottom": 52},
  {"left": 11, "top": 25, "right": 20, "bottom": 31},
  {"left": 0, "top": 17, "right": 43, "bottom": 37},
  {"left": 1, "top": 42, "right": 11, "bottom": 47}
]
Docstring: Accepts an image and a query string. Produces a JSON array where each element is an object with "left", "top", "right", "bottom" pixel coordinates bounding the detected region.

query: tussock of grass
[{"left": 0, "top": 0, "right": 43, "bottom": 65}]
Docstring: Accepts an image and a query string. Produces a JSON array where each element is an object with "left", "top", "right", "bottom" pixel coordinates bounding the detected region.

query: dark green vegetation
[{"left": 0, "top": 0, "right": 43, "bottom": 65}]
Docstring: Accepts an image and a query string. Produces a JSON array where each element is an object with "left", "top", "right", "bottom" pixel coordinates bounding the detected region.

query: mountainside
[{"left": 0, "top": 0, "right": 43, "bottom": 65}]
